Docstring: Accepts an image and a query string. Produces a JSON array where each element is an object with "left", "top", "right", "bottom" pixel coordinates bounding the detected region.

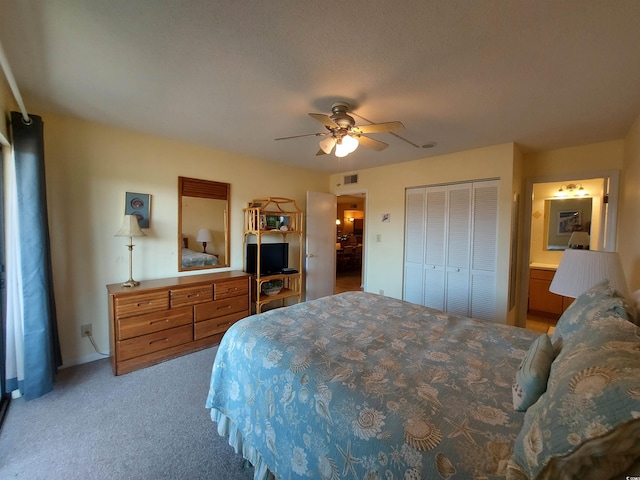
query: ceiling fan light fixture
[
  {"left": 319, "top": 136, "right": 336, "bottom": 154},
  {"left": 334, "top": 139, "right": 350, "bottom": 157},
  {"left": 335, "top": 135, "right": 359, "bottom": 157},
  {"left": 341, "top": 134, "right": 359, "bottom": 154}
]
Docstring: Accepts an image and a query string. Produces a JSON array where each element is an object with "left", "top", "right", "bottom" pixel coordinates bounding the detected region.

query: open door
[{"left": 305, "top": 191, "right": 336, "bottom": 300}]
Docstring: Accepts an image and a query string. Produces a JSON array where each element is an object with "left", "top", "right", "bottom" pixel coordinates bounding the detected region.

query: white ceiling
[{"left": 2, "top": 0, "right": 640, "bottom": 174}]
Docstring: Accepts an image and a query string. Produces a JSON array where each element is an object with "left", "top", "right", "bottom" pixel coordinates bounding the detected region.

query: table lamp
[
  {"left": 568, "top": 231, "right": 590, "bottom": 249},
  {"left": 549, "top": 249, "right": 629, "bottom": 300},
  {"left": 196, "top": 228, "right": 213, "bottom": 253},
  {"left": 115, "top": 214, "right": 146, "bottom": 287}
]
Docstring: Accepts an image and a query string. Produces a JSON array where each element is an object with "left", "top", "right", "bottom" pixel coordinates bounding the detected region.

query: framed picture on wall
[
  {"left": 125, "top": 192, "right": 151, "bottom": 228},
  {"left": 557, "top": 210, "right": 581, "bottom": 235}
]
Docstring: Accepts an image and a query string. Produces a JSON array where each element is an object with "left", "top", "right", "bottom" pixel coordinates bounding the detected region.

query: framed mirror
[
  {"left": 178, "top": 177, "right": 230, "bottom": 271},
  {"left": 545, "top": 197, "right": 592, "bottom": 250}
]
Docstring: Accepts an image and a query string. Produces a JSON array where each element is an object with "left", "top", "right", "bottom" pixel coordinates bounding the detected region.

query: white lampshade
[
  {"left": 568, "top": 231, "right": 590, "bottom": 249},
  {"left": 196, "top": 228, "right": 213, "bottom": 243},
  {"left": 549, "top": 249, "right": 629, "bottom": 299},
  {"left": 319, "top": 136, "right": 337, "bottom": 154},
  {"left": 115, "top": 215, "right": 146, "bottom": 237}
]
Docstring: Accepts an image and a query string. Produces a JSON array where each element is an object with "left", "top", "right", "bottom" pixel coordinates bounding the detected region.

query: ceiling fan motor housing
[{"left": 330, "top": 102, "right": 356, "bottom": 130}]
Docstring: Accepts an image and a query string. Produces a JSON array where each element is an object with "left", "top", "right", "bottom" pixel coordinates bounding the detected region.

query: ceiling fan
[{"left": 275, "top": 101, "right": 405, "bottom": 157}]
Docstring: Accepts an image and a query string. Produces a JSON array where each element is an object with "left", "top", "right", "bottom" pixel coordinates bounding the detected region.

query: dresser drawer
[
  {"left": 115, "top": 291, "right": 169, "bottom": 319},
  {"left": 117, "top": 324, "right": 193, "bottom": 361},
  {"left": 194, "top": 311, "right": 246, "bottom": 340},
  {"left": 214, "top": 279, "right": 249, "bottom": 300},
  {"left": 170, "top": 285, "right": 213, "bottom": 307},
  {"left": 117, "top": 306, "right": 192, "bottom": 341},
  {"left": 194, "top": 296, "right": 248, "bottom": 322}
]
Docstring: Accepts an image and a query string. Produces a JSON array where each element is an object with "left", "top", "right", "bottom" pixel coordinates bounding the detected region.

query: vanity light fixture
[
  {"left": 115, "top": 214, "right": 146, "bottom": 287},
  {"left": 196, "top": 228, "right": 213, "bottom": 253},
  {"left": 556, "top": 183, "right": 588, "bottom": 197}
]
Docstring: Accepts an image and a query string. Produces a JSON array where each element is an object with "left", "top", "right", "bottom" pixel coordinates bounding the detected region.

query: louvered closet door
[
  {"left": 423, "top": 187, "right": 447, "bottom": 310},
  {"left": 445, "top": 184, "right": 471, "bottom": 316},
  {"left": 470, "top": 181, "right": 498, "bottom": 321},
  {"left": 403, "top": 188, "right": 426, "bottom": 304}
]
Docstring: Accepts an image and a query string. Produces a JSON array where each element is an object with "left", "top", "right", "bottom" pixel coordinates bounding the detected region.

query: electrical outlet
[{"left": 81, "top": 324, "right": 92, "bottom": 338}]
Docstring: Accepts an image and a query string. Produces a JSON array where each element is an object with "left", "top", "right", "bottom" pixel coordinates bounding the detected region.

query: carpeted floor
[{"left": 0, "top": 347, "right": 254, "bottom": 480}]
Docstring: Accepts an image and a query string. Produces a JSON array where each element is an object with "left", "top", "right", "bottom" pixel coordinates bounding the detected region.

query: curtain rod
[{"left": 0, "top": 39, "right": 31, "bottom": 124}]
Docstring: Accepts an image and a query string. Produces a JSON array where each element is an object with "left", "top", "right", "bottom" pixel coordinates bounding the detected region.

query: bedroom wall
[
  {"left": 522, "top": 140, "right": 624, "bottom": 179},
  {"left": 40, "top": 111, "right": 328, "bottom": 366},
  {"left": 619, "top": 112, "right": 640, "bottom": 293},
  {"left": 330, "top": 143, "right": 516, "bottom": 324}
]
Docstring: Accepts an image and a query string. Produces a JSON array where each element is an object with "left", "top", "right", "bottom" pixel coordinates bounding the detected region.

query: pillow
[
  {"left": 550, "top": 280, "right": 638, "bottom": 354},
  {"left": 512, "top": 334, "right": 554, "bottom": 411},
  {"left": 507, "top": 309, "right": 640, "bottom": 480}
]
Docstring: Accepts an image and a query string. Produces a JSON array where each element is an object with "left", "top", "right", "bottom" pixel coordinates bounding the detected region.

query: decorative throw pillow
[
  {"left": 512, "top": 334, "right": 554, "bottom": 411},
  {"left": 507, "top": 309, "right": 640, "bottom": 480},
  {"left": 550, "top": 280, "right": 638, "bottom": 354}
]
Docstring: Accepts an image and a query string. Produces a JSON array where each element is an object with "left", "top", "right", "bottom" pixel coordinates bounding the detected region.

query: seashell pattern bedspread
[{"left": 206, "top": 291, "right": 539, "bottom": 479}]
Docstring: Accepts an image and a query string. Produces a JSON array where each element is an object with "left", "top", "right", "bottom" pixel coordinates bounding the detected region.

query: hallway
[{"left": 334, "top": 269, "right": 362, "bottom": 294}]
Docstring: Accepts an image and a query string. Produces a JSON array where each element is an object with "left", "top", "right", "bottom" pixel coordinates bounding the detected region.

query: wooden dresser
[{"left": 107, "top": 271, "right": 251, "bottom": 375}]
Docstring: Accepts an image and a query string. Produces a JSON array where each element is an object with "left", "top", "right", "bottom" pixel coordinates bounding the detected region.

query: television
[{"left": 245, "top": 242, "right": 289, "bottom": 276}]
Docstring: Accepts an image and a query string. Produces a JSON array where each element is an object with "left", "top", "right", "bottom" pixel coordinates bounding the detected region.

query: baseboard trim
[{"left": 61, "top": 352, "right": 109, "bottom": 369}]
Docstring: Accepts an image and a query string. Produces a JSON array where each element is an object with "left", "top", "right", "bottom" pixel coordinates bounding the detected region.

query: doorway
[
  {"left": 335, "top": 194, "right": 365, "bottom": 294},
  {"left": 519, "top": 171, "right": 619, "bottom": 331}
]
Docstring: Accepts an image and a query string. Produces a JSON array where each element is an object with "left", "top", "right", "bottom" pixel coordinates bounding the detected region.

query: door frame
[
  {"left": 336, "top": 189, "right": 368, "bottom": 291},
  {"left": 0, "top": 144, "right": 9, "bottom": 427}
]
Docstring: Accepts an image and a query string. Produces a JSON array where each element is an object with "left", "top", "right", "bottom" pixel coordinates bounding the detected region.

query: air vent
[{"left": 344, "top": 174, "right": 358, "bottom": 185}]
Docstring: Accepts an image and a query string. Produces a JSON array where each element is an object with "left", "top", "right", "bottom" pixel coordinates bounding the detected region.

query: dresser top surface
[{"left": 107, "top": 270, "right": 250, "bottom": 295}]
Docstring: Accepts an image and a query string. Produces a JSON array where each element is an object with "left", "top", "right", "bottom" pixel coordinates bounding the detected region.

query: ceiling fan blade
[
  {"left": 309, "top": 113, "right": 339, "bottom": 129},
  {"left": 354, "top": 121, "right": 405, "bottom": 134},
  {"left": 358, "top": 135, "right": 389, "bottom": 151},
  {"left": 274, "top": 132, "right": 327, "bottom": 141}
]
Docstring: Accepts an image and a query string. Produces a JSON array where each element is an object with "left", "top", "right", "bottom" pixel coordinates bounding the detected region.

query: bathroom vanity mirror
[
  {"left": 178, "top": 177, "right": 230, "bottom": 271},
  {"left": 545, "top": 197, "right": 592, "bottom": 250}
]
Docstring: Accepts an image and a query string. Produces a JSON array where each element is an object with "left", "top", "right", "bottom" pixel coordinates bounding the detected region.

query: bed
[
  {"left": 181, "top": 247, "right": 219, "bottom": 268},
  {"left": 207, "top": 286, "right": 640, "bottom": 479}
]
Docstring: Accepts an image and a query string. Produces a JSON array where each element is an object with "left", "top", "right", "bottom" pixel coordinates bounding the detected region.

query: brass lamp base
[{"left": 122, "top": 278, "right": 140, "bottom": 288}]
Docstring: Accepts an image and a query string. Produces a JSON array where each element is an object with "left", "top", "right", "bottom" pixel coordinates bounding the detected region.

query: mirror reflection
[
  {"left": 178, "top": 177, "right": 230, "bottom": 271},
  {"left": 545, "top": 197, "right": 592, "bottom": 250}
]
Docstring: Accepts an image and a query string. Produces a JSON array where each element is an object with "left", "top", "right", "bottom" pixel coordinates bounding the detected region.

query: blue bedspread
[{"left": 206, "top": 292, "right": 538, "bottom": 479}]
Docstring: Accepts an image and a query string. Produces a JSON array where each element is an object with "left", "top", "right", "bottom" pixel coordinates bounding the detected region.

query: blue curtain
[{"left": 5, "top": 111, "right": 61, "bottom": 400}]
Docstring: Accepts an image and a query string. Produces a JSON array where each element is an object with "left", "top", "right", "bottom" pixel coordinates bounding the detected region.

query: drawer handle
[
  {"left": 136, "top": 301, "right": 152, "bottom": 307},
  {"left": 149, "top": 318, "right": 170, "bottom": 325},
  {"left": 149, "top": 338, "right": 169, "bottom": 346},
  {"left": 187, "top": 293, "right": 200, "bottom": 298},
  {"left": 217, "top": 305, "right": 232, "bottom": 310}
]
